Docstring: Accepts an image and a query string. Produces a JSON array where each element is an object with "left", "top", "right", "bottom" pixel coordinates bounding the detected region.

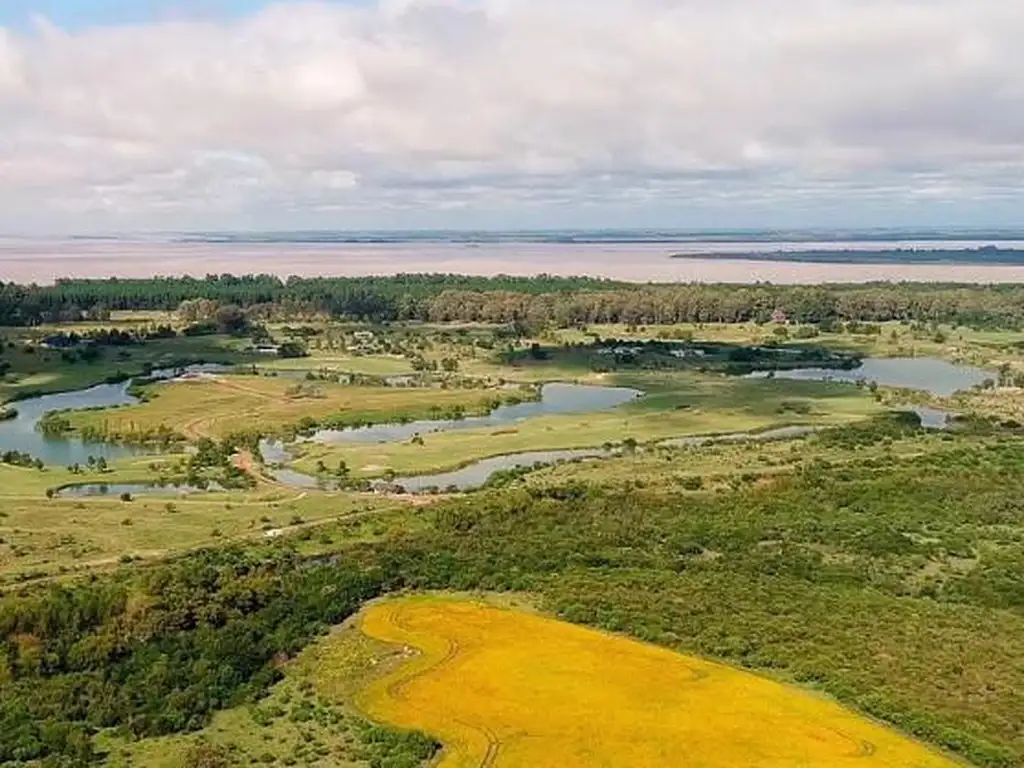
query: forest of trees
[
  {"left": 0, "top": 551, "right": 383, "bottom": 764},
  {"left": 3, "top": 420, "right": 1024, "bottom": 766},
  {"left": 4, "top": 274, "right": 1024, "bottom": 328}
]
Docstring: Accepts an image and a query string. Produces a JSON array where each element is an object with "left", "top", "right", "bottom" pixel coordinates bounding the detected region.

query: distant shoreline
[
  {"left": 7, "top": 239, "right": 1024, "bottom": 284},
  {"left": 670, "top": 247, "right": 1024, "bottom": 266}
]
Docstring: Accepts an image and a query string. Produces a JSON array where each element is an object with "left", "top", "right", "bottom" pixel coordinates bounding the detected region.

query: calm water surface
[
  {"left": 747, "top": 357, "right": 990, "bottom": 397},
  {"left": 0, "top": 365, "right": 230, "bottom": 465},
  {"left": 7, "top": 239, "right": 1024, "bottom": 284},
  {"left": 0, "top": 382, "right": 144, "bottom": 465},
  {"left": 56, "top": 482, "right": 219, "bottom": 499},
  {"left": 385, "top": 448, "right": 617, "bottom": 493},
  {"left": 311, "top": 383, "right": 642, "bottom": 445}
]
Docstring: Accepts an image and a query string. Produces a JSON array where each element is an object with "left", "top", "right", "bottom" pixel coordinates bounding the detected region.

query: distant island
[{"left": 670, "top": 245, "right": 1024, "bottom": 265}]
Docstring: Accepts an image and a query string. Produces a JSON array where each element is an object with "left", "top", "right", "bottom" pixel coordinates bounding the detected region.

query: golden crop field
[{"left": 357, "top": 598, "right": 962, "bottom": 768}]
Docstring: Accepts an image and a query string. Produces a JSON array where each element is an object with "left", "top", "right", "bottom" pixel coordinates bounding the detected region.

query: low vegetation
[{"left": 4, "top": 276, "right": 1024, "bottom": 767}]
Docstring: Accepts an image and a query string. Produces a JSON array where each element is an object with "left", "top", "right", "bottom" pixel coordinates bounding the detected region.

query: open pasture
[
  {"left": 258, "top": 352, "right": 416, "bottom": 376},
  {"left": 0, "top": 459, "right": 404, "bottom": 582},
  {"left": 357, "top": 597, "right": 961, "bottom": 768},
  {"left": 64, "top": 374, "right": 516, "bottom": 440},
  {"left": 522, "top": 425, "right": 964, "bottom": 494}
]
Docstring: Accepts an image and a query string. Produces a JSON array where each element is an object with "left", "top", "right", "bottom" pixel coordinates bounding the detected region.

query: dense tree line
[
  {"left": 0, "top": 550, "right": 382, "bottom": 764},
  {"left": 5, "top": 275, "right": 1024, "bottom": 328}
]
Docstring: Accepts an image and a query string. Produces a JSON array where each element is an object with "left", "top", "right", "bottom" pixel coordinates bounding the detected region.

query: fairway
[
  {"left": 357, "top": 598, "right": 961, "bottom": 768},
  {"left": 64, "top": 375, "right": 517, "bottom": 439}
]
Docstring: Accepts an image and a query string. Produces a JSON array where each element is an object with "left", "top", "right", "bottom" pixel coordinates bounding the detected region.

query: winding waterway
[
  {"left": 0, "top": 364, "right": 228, "bottom": 466},
  {"left": 1, "top": 358, "right": 992, "bottom": 495}
]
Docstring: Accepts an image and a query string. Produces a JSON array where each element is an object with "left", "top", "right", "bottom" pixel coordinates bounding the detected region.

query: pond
[
  {"left": 56, "top": 482, "right": 220, "bottom": 499},
  {"left": 0, "top": 382, "right": 146, "bottom": 466},
  {"left": 746, "top": 357, "right": 990, "bottom": 397},
  {"left": 383, "top": 448, "right": 618, "bottom": 493},
  {"left": 660, "top": 425, "right": 817, "bottom": 448},
  {"left": 0, "top": 364, "right": 231, "bottom": 466},
  {"left": 311, "top": 383, "right": 643, "bottom": 445}
]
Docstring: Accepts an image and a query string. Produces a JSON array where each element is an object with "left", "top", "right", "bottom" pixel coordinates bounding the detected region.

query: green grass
[
  {"left": 292, "top": 372, "right": 884, "bottom": 479},
  {"left": 63, "top": 374, "right": 528, "bottom": 440},
  {"left": 554, "top": 321, "right": 1024, "bottom": 369},
  {"left": 0, "top": 333, "right": 256, "bottom": 404},
  {"left": 522, "top": 427, "right": 963, "bottom": 494},
  {"left": 257, "top": 353, "right": 416, "bottom": 377},
  {"left": 0, "top": 457, "right": 409, "bottom": 583}
]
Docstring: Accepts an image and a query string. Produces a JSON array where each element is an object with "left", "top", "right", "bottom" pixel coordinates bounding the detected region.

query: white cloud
[{"left": 0, "top": 0, "right": 1022, "bottom": 231}]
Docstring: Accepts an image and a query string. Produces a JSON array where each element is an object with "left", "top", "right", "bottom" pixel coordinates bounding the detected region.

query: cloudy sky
[{"left": 0, "top": 0, "right": 1021, "bottom": 233}]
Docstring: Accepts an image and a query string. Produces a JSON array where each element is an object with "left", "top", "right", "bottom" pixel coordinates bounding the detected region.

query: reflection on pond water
[
  {"left": 746, "top": 357, "right": 990, "bottom": 397},
  {"left": 266, "top": 426, "right": 827, "bottom": 494},
  {"left": 385, "top": 448, "right": 617, "bottom": 493},
  {"left": 0, "top": 382, "right": 145, "bottom": 466},
  {"left": 56, "top": 482, "right": 222, "bottom": 499},
  {"left": 311, "top": 383, "right": 642, "bottom": 445},
  {"left": 0, "top": 365, "right": 231, "bottom": 466},
  {"left": 2, "top": 357, "right": 980, "bottom": 495}
]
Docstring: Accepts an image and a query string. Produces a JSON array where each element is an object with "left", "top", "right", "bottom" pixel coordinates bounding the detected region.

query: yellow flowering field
[{"left": 357, "top": 597, "right": 962, "bottom": 768}]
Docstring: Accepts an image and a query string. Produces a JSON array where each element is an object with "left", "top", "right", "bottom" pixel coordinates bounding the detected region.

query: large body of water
[{"left": 7, "top": 234, "right": 1024, "bottom": 284}]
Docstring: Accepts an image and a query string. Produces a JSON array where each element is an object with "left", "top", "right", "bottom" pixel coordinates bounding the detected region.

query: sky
[{"left": 0, "top": 0, "right": 1022, "bottom": 233}]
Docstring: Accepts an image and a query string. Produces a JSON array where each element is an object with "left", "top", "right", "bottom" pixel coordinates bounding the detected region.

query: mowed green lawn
[
  {"left": 257, "top": 353, "right": 416, "bottom": 376},
  {"left": 292, "top": 373, "right": 884, "bottom": 478}
]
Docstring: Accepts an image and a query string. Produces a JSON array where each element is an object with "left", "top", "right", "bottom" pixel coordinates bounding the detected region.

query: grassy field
[
  {"left": 522, "top": 426, "right": 965, "bottom": 494},
  {"left": 0, "top": 457, "right": 411, "bottom": 583},
  {"left": 257, "top": 353, "right": 416, "bottom": 377},
  {"left": 0, "top": 333, "right": 255, "bottom": 403},
  {"left": 356, "top": 596, "right": 962, "bottom": 768},
  {"left": 293, "top": 372, "right": 883, "bottom": 478},
  {"left": 943, "top": 387, "right": 1024, "bottom": 423},
  {"left": 64, "top": 374, "right": 524, "bottom": 440}
]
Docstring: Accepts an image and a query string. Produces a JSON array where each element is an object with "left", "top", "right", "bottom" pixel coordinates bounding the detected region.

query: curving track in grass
[{"left": 355, "top": 597, "right": 964, "bottom": 768}]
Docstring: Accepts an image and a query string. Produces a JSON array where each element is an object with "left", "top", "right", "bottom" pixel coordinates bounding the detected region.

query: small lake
[
  {"left": 660, "top": 426, "right": 817, "bottom": 448},
  {"left": 384, "top": 448, "right": 617, "bottom": 493},
  {"left": 0, "top": 365, "right": 230, "bottom": 466},
  {"left": 0, "top": 382, "right": 145, "bottom": 466},
  {"left": 56, "top": 482, "right": 219, "bottom": 499},
  {"left": 746, "top": 357, "right": 990, "bottom": 397},
  {"left": 311, "top": 383, "right": 642, "bottom": 445}
]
